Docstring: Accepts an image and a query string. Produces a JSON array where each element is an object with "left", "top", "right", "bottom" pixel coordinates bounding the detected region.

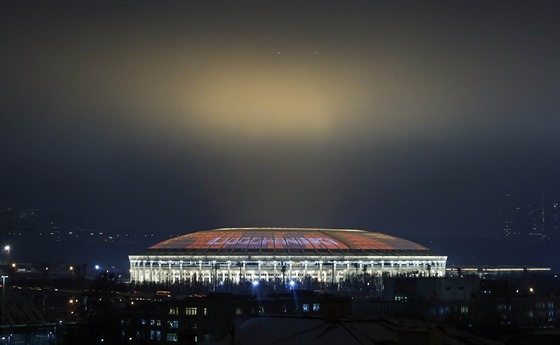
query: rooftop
[{"left": 147, "top": 228, "right": 435, "bottom": 256}]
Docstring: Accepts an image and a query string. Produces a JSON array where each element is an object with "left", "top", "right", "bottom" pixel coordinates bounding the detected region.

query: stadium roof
[{"left": 147, "top": 228, "right": 435, "bottom": 256}]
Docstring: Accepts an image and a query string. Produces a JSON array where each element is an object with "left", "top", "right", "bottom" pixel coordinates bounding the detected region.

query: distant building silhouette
[
  {"left": 0, "top": 209, "right": 18, "bottom": 242},
  {"left": 502, "top": 190, "right": 559, "bottom": 240}
]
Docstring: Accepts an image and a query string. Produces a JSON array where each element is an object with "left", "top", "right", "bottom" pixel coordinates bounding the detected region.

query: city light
[
  {"left": 252, "top": 281, "right": 259, "bottom": 287},
  {"left": 3, "top": 245, "right": 10, "bottom": 253}
]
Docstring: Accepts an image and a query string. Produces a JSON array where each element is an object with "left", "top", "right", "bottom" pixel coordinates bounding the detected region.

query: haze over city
[{"left": 1, "top": 0, "right": 559, "bottom": 267}]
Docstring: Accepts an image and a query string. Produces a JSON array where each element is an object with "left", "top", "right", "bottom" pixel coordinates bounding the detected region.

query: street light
[
  {"left": 3, "top": 245, "right": 10, "bottom": 254},
  {"left": 1, "top": 275, "right": 8, "bottom": 325}
]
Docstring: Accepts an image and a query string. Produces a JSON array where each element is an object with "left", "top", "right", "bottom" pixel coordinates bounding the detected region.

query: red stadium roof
[{"left": 148, "top": 228, "right": 432, "bottom": 256}]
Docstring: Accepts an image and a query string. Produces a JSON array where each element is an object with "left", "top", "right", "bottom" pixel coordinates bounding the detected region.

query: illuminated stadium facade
[{"left": 129, "top": 228, "right": 447, "bottom": 285}]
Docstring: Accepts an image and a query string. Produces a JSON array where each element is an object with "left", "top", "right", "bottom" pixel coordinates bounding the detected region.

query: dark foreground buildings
[{"left": 1, "top": 268, "right": 559, "bottom": 345}]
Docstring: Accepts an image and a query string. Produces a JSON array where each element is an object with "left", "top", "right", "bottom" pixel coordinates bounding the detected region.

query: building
[
  {"left": 116, "top": 291, "right": 346, "bottom": 344},
  {"left": 382, "top": 276, "right": 480, "bottom": 302},
  {"left": 118, "top": 293, "right": 248, "bottom": 344},
  {"left": 502, "top": 190, "right": 560, "bottom": 240},
  {"left": 129, "top": 228, "right": 447, "bottom": 285},
  {"left": 215, "top": 314, "right": 505, "bottom": 345}
]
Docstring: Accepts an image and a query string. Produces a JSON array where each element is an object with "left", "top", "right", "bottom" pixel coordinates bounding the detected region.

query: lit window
[
  {"left": 235, "top": 307, "right": 243, "bottom": 315},
  {"left": 186, "top": 307, "right": 197, "bottom": 315},
  {"left": 169, "top": 307, "right": 179, "bottom": 315},
  {"left": 303, "top": 304, "right": 309, "bottom": 312},
  {"left": 156, "top": 331, "right": 161, "bottom": 341},
  {"left": 167, "top": 333, "right": 178, "bottom": 342},
  {"left": 168, "top": 320, "right": 179, "bottom": 328},
  {"left": 156, "top": 320, "right": 161, "bottom": 326},
  {"left": 313, "top": 303, "right": 320, "bottom": 311}
]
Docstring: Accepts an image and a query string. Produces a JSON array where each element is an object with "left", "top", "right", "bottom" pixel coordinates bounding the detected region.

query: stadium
[{"left": 129, "top": 228, "right": 447, "bottom": 285}]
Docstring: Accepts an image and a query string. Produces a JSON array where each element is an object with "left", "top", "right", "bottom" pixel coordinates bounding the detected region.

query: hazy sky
[{"left": 1, "top": 0, "right": 559, "bottom": 239}]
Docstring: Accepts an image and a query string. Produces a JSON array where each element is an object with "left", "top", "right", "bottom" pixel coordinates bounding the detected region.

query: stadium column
[
  {"left": 438, "top": 260, "right": 445, "bottom": 277},
  {"left": 289, "top": 261, "right": 293, "bottom": 281},
  {"left": 169, "top": 262, "right": 173, "bottom": 283},
  {"left": 227, "top": 262, "right": 231, "bottom": 283},
  {"left": 237, "top": 263, "right": 242, "bottom": 284},
  {"left": 135, "top": 261, "right": 139, "bottom": 282},
  {"left": 180, "top": 261, "right": 183, "bottom": 282},
  {"left": 129, "top": 261, "right": 134, "bottom": 282}
]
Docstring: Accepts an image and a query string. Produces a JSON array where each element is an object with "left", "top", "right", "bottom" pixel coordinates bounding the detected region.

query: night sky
[{"left": 1, "top": 1, "right": 559, "bottom": 243}]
